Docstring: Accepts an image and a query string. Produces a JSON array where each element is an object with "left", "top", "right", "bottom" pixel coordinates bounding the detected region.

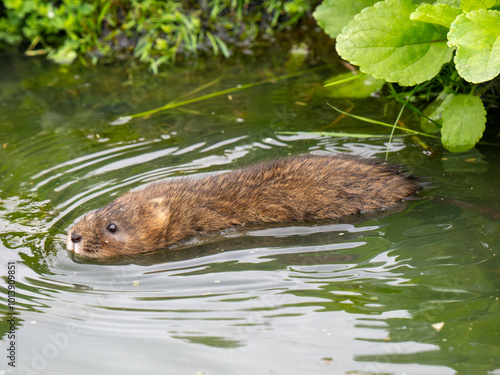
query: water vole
[{"left": 66, "top": 154, "right": 421, "bottom": 258}]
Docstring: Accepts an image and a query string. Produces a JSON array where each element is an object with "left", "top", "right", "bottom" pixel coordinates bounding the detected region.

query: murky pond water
[{"left": 1, "top": 53, "right": 499, "bottom": 375}]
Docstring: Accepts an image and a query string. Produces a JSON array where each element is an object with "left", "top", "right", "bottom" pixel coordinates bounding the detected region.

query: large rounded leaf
[
  {"left": 441, "top": 95, "right": 486, "bottom": 152},
  {"left": 336, "top": 0, "right": 454, "bottom": 86},
  {"left": 448, "top": 9, "right": 500, "bottom": 83},
  {"left": 313, "top": 0, "right": 379, "bottom": 39},
  {"left": 410, "top": 3, "right": 462, "bottom": 28},
  {"left": 460, "top": 0, "right": 500, "bottom": 11}
]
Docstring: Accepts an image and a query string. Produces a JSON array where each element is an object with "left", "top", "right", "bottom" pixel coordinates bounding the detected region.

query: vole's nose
[{"left": 71, "top": 233, "right": 82, "bottom": 243}]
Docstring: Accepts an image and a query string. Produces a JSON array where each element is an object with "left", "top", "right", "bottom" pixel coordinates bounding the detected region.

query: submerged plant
[{"left": 314, "top": 0, "right": 500, "bottom": 152}]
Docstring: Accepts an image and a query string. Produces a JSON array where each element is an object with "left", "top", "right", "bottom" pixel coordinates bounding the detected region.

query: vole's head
[{"left": 67, "top": 194, "right": 170, "bottom": 259}]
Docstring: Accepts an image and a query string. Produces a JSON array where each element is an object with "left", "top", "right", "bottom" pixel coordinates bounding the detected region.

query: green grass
[{"left": 0, "top": 0, "right": 315, "bottom": 72}]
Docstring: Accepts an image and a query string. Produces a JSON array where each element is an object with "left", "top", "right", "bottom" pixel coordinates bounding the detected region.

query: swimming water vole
[{"left": 66, "top": 154, "right": 421, "bottom": 258}]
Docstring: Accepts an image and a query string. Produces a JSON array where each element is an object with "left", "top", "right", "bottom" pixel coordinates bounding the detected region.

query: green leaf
[
  {"left": 3, "top": 0, "right": 22, "bottom": 10},
  {"left": 79, "top": 3, "right": 94, "bottom": 16},
  {"left": 460, "top": 0, "right": 500, "bottom": 11},
  {"left": 336, "top": 0, "right": 455, "bottom": 86},
  {"left": 448, "top": 9, "right": 500, "bottom": 83},
  {"left": 212, "top": 34, "right": 230, "bottom": 58},
  {"left": 4, "top": 0, "right": 36, "bottom": 17},
  {"left": 47, "top": 43, "right": 78, "bottom": 65},
  {"left": 441, "top": 95, "right": 486, "bottom": 152},
  {"left": 324, "top": 72, "right": 385, "bottom": 98},
  {"left": 420, "top": 91, "right": 454, "bottom": 133},
  {"left": 410, "top": 4, "right": 462, "bottom": 28},
  {"left": 435, "top": 0, "right": 461, "bottom": 7},
  {"left": 313, "top": 0, "right": 379, "bottom": 38}
]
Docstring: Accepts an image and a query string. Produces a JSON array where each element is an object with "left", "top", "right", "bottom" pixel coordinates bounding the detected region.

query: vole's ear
[{"left": 148, "top": 197, "right": 171, "bottom": 226}]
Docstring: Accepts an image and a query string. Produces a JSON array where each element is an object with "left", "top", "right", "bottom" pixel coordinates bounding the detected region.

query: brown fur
[{"left": 66, "top": 154, "right": 421, "bottom": 258}]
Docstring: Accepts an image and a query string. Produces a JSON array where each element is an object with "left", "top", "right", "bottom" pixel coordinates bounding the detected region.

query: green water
[{"left": 0, "top": 53, "right": 499, "bottom": 375}]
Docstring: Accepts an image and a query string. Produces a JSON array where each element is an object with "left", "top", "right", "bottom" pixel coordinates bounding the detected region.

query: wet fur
[{"left": 67, "top": 154, "right": 421, "bottom": 258}]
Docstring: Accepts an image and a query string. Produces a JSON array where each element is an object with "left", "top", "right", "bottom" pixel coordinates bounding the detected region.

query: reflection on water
[{"left": 0, "top": 54, "right": 499, "bottom": 375}]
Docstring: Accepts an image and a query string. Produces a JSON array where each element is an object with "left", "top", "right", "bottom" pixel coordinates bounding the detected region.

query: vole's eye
[{"left": 107, "top": 223, "right": 118, "bottom": 233}]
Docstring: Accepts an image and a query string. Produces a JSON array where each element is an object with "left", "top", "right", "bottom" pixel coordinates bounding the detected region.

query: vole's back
[{"left": 185, "top": 154, "right": 420, "bottom": 225}]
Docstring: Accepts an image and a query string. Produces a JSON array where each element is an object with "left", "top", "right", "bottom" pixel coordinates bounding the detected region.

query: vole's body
[{"left": 67, "top": 155, "right": 420, "bottom": 258}]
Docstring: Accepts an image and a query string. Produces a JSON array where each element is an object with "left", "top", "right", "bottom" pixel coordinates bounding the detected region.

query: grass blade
[
  {"left": 118, "top": 65, "right": 332, "bottom": 120},
  {"left": 326, "top": 103, "right": 438, "bottom": 138}
]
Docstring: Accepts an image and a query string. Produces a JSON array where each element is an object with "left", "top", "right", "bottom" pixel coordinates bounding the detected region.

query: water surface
[{"left": 0, "top": 53, "right": 499, "bottom": 375}]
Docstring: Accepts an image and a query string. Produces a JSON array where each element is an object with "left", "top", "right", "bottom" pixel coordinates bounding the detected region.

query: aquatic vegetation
[
  {"left": 0, "top": 0, "right": 313, "bottom": 72},
  {"left": 314, "top": 0, "right": 500, "bottom": 152}
]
